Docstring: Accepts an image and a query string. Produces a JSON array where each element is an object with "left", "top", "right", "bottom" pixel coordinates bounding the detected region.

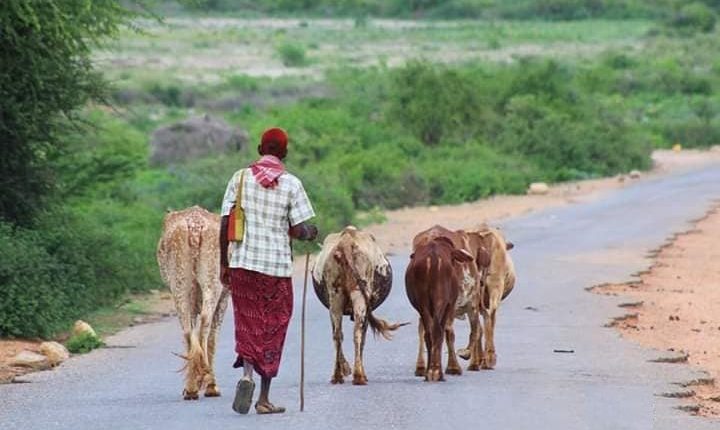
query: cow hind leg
[
  {"left": 415, "top": 318, "right": 426, "bottom": 377},
  {"left": 444, "top": 320, "right": 462, "bottom": 375},
  {"left": 482, "top": 309, "right": 498, "bottom": 369},
  {"left": 204, "top": 325, "right": 221, "bottom": 397},
  {"left": 330, "top": 299, "right": 350, "bottom": 384},
  {"left": 467, "top": 308, "right": 483, "bottom": 371},
  {"left": 351, "top": 291, "right": 368, "bottom": 385},
  {"left": 204, "top": 289, "right": 228, "bottom": 397}
]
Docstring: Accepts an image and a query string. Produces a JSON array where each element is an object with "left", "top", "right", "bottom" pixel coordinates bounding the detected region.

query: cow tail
[{"left": 358, "top": 278, "right": 409, "bottom": 341}]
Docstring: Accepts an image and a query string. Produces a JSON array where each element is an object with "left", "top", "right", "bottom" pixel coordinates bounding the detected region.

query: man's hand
[
  {"left": 289, "top": 222, "right": 318, "bottom": 241},
  {"left": 305, "top": 224, "right": 318, "bottom": 241},
  {"left": 220, "top": 265, "right": 231, "bottom": 287}
]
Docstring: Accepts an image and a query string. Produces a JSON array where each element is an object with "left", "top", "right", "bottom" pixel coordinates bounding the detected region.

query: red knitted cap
[{"left": 260, "top": 127, "right": 288, "bottom": 152}]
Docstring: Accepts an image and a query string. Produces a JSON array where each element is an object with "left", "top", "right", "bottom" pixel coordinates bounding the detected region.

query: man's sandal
[
  {"left": 255, "top": 402, "right": 286, "bottom": 414},
  {"left": 232, "top": 378, "right": 255, "bottom": 414}
]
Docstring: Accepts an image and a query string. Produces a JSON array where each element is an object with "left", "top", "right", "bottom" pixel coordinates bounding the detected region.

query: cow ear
[
  {"left": 506, "top": 241, "right": 514, "bottom": 251},
  {"left": 476, "top": 248, "right": 491, "bottom": 268},
  {"left": 451, "top": 249, "right": 474, "bottom": 263}
]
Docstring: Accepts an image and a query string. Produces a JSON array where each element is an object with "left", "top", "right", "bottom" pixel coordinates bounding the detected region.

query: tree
[{"left": 0, "top": 1, "right": 140, "bottom": 225}]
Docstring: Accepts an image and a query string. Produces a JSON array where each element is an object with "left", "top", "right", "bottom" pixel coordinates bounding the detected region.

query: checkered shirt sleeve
[{"left": 288, "top": 181, "right": 315, "bottom": 227}]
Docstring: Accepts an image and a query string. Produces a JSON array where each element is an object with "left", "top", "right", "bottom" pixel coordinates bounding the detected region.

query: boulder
[
  {"left": 672, "top": 143, "right": 682, "bottom": 152},
  {"left": 629, "top": 170, "right": 641, "bottom": 179},
  {"left": 10, "top": 351, "right": 51, "bottom": 370},
  {"left": 149, "top": 114, "right": 249, "bottom": 165},
  {"left": 40, "top": 341, "right": 70, "bottom": 366},
  {"left": 73, "top": 320, "right": 97, "bottom": 337},
  {"left": 527, "top": 182, "right": 550, "bottom": 195}
]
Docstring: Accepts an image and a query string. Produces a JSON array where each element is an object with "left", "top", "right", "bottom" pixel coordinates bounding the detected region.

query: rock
[
  {"left": 527, "top": 182, "right": 549, "bottom": 195},
  {"left": 73, "top": 320, "right": 97, "bottom": 337},
  {"left": 672, "top": 143, "right": 682, "bottom": 152},
  {"left": 629, "top": 170, "right": 641, "bottom": 179},
  {"left": 149, "top": 114, "right": 249, "bottom": 165},
  {"left": 429, "top": 206, "right": 439, "bottom": 212},
  {"left": 10, "top": 351, "right": 51, "bottom": 370},
  {"left": 39, "top": 341, "right": 70, "bottom": 366}
]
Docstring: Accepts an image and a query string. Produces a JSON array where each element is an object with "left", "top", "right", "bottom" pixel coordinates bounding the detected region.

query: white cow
[{"left": 312, "top": 226, "right": 407, "bottom": 385}]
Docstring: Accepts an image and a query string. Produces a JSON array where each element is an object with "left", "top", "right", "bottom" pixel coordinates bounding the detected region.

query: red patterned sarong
[{"left": 229, "top": 268, "right": 293, "bottom": 378}]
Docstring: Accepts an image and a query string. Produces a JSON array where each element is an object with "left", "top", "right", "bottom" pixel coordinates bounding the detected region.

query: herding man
[{"left": 220, "top": 127, "right": 318, "bottom": 414}]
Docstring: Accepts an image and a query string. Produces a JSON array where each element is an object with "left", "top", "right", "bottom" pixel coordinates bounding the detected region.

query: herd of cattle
[{"left": 157, "top": 206, "right": 516, "bottom": 399}]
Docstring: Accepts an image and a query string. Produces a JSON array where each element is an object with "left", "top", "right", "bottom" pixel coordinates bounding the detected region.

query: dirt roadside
[
  {"left": 592, "top": 204, "right": 720, "bottom": 417},
  {"left": 2, "top": 148, "right": 719, "bottom": 385}
]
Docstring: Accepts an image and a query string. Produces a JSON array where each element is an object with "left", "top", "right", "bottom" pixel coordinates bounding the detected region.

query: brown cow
[
  {"left": 411, "top": 226, "right": 490, "bottom": 373},
  {"left": 157, "top": 206, "right": 229, "bottom": 400},
  {"left": 405, "top": 235, "right": 474, "bottom": 381},
  {"left": 312, "top": 226, "right": 407, "bottom": 385},
  {"left": 461, "top": 225, "right": 516, "bottom": 369}
]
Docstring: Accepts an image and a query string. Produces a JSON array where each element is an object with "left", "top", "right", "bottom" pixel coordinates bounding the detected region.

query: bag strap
[{"left": 235, "top": 169, "right": 246, "bottom": 210}]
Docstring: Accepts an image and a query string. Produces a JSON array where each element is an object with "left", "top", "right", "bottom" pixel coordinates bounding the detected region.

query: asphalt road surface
[{"left": 2, "top": 164, "right": 720, "bottom": 430}]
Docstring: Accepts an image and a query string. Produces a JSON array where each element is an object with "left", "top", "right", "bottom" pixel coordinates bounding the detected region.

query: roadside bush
[
  {"left": 660, "top": 118, "right": 720, "bottom": 148},
  {"left": 0, "top": 207, "right": 131, "bottom": 338},
  {"left": 496, "top": 95, "right": 651, "bottom": 179}
]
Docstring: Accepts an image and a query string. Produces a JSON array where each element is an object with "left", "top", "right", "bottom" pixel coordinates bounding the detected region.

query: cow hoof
[
  {"left": 467, "top": 363, "right": 481, "bottom": 371},
  {"left": 331, "top": 375, "right": 345, "bottom": 384},
  {"left": 426, "top": 369, "right": 442, "bottom": 382},
  {"left": 204, "top": 385, "right": 221, "bottom": 397},
  {"left": 352, "top": 375, "right": 368, "bottom": 386},
  {"left": 183, "top": 390, "right": 199, "bottom": 400},
  {"left": 445, "top": 366, "right": 462, "bottom": 375},
  {"left": 457, "top": 348, "right": 471, "bottom": 361},
  {"left": 481, "top": 354, "right": 496, "bottom": 369},
  {"left": 415, "top": 367, "right": 426, "bottom": 377}
]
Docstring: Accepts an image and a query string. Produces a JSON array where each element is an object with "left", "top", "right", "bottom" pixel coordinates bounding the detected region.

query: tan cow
[
  {"left": 312, "top": 226, "right": 407, "bottom": 385},
  {"left": 411, "top": 226, "right": 490, "bottom": 374},
  {"left": 460, "top": 225, "right": 516, "bottom": 369},
  {"left": 157, "top": 206, "right": 229, "bottom": 400}
]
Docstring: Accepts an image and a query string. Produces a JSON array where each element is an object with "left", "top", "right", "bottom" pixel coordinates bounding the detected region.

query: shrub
[
  {"left": 277, "top": 42, "right": 308, "bottom": 67},
  {"left": 669, "top": 2, "right": 717, "bottom": 34},
  {"left": 389, "top": 61, "right": 482, "bottom": 145},
  {"left": 66, "top": 332, "right": 105, "bottom": 354}
]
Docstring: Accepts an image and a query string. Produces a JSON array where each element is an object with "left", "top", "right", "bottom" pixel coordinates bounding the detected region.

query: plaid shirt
[{"left": 221, "top": 169, "right": 315, "bottom": 277}]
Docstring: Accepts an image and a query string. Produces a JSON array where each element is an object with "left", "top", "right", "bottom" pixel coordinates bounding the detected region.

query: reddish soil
[{"left": 594, "top": 204, "right": 720, "bottom": 417}]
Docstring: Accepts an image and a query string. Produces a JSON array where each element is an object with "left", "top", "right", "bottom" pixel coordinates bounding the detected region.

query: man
[{"left": 219, "top": 127, "right": 318, "bottom": 415}]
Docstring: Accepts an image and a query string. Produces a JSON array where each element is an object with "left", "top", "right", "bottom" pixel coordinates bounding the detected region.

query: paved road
[{"left": 2, "top": 165, "right": 720, "bottom": 430}]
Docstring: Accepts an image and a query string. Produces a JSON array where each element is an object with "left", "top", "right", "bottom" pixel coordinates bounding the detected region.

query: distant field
[{"left": 98, "top": 18, "right": 653, "bottom": 83}]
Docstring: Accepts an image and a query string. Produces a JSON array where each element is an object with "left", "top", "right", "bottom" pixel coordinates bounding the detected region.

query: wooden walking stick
[{"left": 300, "top": 252, "right": 310, "bottom": 412}]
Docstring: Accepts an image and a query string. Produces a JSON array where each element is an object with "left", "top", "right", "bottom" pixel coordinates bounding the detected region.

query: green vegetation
[
  {"left": 3, "top": 0, "right": 720, "bottom": 338},
  {"left": 66, "top": 332, "right": 105, "bottom": 354},
  {"left": 276, "top": 42, "right": 310, "bottom": 67}
]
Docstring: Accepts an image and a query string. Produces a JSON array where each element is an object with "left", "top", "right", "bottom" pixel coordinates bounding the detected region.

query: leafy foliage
[
  {"left": 66, "top": 332, "right": 105, "bottom": 354},
  {"left": 0, "top": 1, "right": 140, "bottom": 225}
]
